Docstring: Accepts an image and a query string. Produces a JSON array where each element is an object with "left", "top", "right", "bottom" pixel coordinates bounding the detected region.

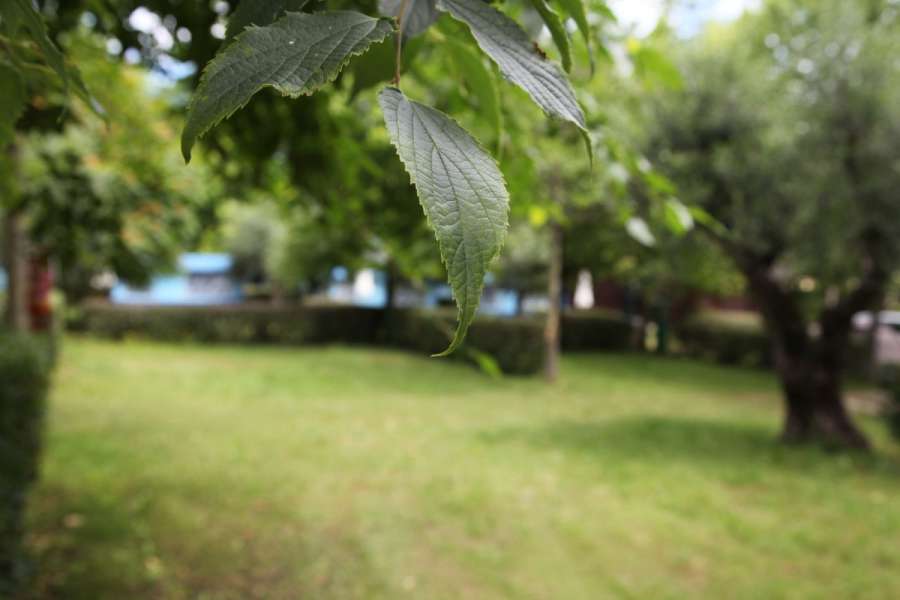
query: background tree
[
  {"left": 646, "top": 0, "right": 900, "bottom": 448},
  {"left": 1, "top": 0, "right": 100, "bottom": 330},
  {"left": 16, "top": 35, "right": 214, "bottom": 302}
]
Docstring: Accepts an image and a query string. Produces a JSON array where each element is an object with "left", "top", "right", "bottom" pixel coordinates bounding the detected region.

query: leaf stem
[{"left": 393, "top": 0, "right": 413, "bottom": 85}]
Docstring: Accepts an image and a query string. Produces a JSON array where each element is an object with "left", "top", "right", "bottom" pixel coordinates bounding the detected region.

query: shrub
[
  {"left": 878, "top": 365, "right": 900, "bottom": 440},
  {"left": 677, "top": 311, "right": 772, "bottom": 368},
  {"left": 81, "top": 304, "right": 384, "bottom": 346},
  {"left": 0, "top": 331, "right": 51, "bottom": 595},
  {"left": 677, "top": 310, "right": 875, "bottom": 373},
  {"left": 80, "top": 304, "right": 546, "bottom": 375},
  {"left": 388, "top": 309, "right": 545, "bottom": 375},
  {"left": 80, "top": 305, "right": 643, "bottom": 375},
  {"left": 561, "top": 310, "right": 634, "bottom": 352}
]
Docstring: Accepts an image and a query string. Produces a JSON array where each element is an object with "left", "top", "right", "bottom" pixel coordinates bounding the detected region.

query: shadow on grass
[
  {"left": 480, "top": 416, "right": 900, "bottom": 480},
  {"left": 21, "top": 482, "right": 388, "bottom": 600},
  {"left": 19, "top": 484, "right": 163, "bottom": 600}
]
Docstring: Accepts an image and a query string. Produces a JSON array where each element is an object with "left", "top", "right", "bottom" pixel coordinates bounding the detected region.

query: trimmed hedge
[
  {"left": 879, "top": 365, "right": 900, "bottom": 440},
  {"left": 561, "top": 310, "right": 634, "bottom": 352},
  {"left": 78, "top": 304, "right": 643, "bottom": 375},
  {"left": 387, "top": 309, "right": 545, "bottom": 375},
  {"left": 676, "top": 311, "right": 875, "bottom": 373},
  {"left": 0, "top": 332, "right": 51, "bottom": 595},
  {"left": 80, "top": 304, "right": 545, "bottom": 374},
  {"left": 677, "top": 312, "right": 773, "bottom": 368},
  {"left": 81, "top": 303, "right": 384, "bottom": 346}
]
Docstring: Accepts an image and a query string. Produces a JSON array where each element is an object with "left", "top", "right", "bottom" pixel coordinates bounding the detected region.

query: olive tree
[{"left": 648, "top": 0, "right": 900, "bottom": 448}]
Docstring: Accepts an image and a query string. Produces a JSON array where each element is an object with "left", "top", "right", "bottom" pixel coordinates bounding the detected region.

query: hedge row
[
  {"left": 77, "top": 304, "right": 639, "bottom": 375},
  {"left": 677, "top": 311, "right": 874, "bottom": 372},
  {"left": 0, "top": 331, "right": 51, "bottom": 595},
  {"left": 386, "top": 309, "right": 546, "bottom": 375},
  {"left": 79, "top": 304, "right": 384, "bottom": 345},
  {"left": 879, "top": 365, "right": 900, "bottom": 440},
  {"left": 677, "top": 312, "right": 773, "bottom": 368},
  {"left": 561, "top": 310, "right": 634, "bottom": 351}
]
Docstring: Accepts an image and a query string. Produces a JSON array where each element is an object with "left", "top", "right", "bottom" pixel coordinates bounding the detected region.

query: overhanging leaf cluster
[{"left": 181, "top": 0, "right": 594, "bottom": 354}]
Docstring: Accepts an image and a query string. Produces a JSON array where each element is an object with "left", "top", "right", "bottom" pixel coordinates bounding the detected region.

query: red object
[{"left": 28, "top": 255, "right": 53, "bottom": 332}]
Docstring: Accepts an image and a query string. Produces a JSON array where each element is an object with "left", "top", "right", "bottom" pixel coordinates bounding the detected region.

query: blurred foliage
[
  {"left": 16, "top": 35, "right": 218, "bottom": 299},
  {"left": 646, "top": 0, "right": 900, "bottom": 319}
]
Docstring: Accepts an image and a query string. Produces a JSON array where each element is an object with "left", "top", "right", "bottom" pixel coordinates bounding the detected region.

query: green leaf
[
  {"left": 379, "top": 87, "right": 509, "bottom": 356},
  {"left": 444, "top": 38, "right": 502, "bottom": 152},
  {"left": 594, "top": 1, "right": 617, "bottom": 21},
  {"left": 0, "top": 63, "right": 26, "bottom": 146},
  {"left": 225, "top": 0, "right": 311, "bottom": 42},
  {"left": 436, "top": 0, "right": 591, "bottom": 161},
  {"left": 182, "top": 11, "right": 393, "bottom": 162},
  {"left": 630, "top": 41, "right": 683, "bottom": 90},
  {"left": 10, "top": 0, "right": 68, "bottom": 90},
  {"left": 554, "top": 0, "right": 592, "bottom": 69},
  {"left": 4, "top": 0, "right": 102, "bottom": 117},
  {"left": 662, "top": 199, "right": 694, "bottom": 235},
  {"left": 626, "top": 217, "right": 656, "bottom": 247},
  {"left": 528, "top": 0, "right": 571, "bottom": 72},
  {"left": 379, "top": 0, "right": 439, "bottom": 37}
]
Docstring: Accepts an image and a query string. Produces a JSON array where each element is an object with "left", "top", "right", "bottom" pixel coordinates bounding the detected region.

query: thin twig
[{"left": 392, "top": 0, "right": 413, "bottom": 85}]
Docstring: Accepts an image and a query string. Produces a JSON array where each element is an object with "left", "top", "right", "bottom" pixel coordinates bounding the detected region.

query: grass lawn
[{"left": 23, "top": 337, "right": 900, "bottom": 599}]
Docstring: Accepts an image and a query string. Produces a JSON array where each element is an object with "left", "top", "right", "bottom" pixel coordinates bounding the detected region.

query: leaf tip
[
  {"left": 431, "top": 337, "right": 462, "bottom": 358},
  {"left": 181, "top": 137, "right": 193, "bottom": 164}
]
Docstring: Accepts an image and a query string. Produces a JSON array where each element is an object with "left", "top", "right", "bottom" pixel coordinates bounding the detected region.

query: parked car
[{"left": 853, "top": 311, "right": 900, "bottom": 366}]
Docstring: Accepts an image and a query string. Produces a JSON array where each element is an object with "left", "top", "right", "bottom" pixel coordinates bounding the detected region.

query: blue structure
[
  {"left": 327, "top": 267, "right": 520, "bottom": 317},
  {"left": 111, "top": 253, "right": 243, "bottom": 306},
  {"left": 422, "top": 281, "right": 519, "bottom": 317}
]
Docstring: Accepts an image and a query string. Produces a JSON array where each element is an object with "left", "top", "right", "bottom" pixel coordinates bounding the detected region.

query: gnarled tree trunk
[
  {"left": 743, "top": 260, "right": 879, "bottom": 449},
  {"left": 773, "top": 348, "right": 869, "bottom": 449}
]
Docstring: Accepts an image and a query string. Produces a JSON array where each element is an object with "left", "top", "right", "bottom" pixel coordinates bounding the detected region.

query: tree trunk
[
  {"left": 544, "top": 222, "right": 563, "bottom": 382},
  {"left": 513, "top": 288, "right": 525, "bottom": 317},
  {"left": 3, "top": 209, "right": 29, "bottom": 333},
  {"left": 378, "top": 259, "right": 399, "bottom": 343},
  {"left": 775, "top": 349, "right": 869, "bottom": 449},
  {"left": 270, "top": 281, "right": 286, "bottom": 306},
  {"left": 744, "top": 264, "right": 871, "bottom": 449},
  {"left": 384, "top": 259, "right": 398, "bottom": 313}
]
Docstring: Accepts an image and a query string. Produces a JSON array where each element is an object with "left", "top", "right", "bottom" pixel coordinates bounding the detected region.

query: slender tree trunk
[
  {"left": 514, "top": 288, "right": 525, "bottom": 317},
  {"left": 384, "top": 259, "right": 399, "bottom": 318},
  {"left": 379, "top": 259, "right": 399, "bottom": 343},
  {"left": 271, "top": 281, "right": 286, "bottom": 306},
  {"left": 3, "top": 209, "right": 29, "bottom": 333},
  {"left": 544, "top": 222, "right": 563, "bottom": 382}
]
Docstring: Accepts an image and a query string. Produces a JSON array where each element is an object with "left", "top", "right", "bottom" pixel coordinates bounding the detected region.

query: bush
[
  {"left": 80, "top": 304, "right": 546, "bottom": 375},
  {"left": 388, "top": 309, "right": 545, "bottom": 375},
  {"left": 0, "top": 332, "right": 51, "bottom": 595},
  {"left": 79, "top": 305, "right": 642, "bottom": 375},
  {"left": 561, "top": 310, "right": 634, "bottom": 352},
  {"left": 878, "top": 365, "right": 900, "bottom": 440},
  {"left": 81, "top": 303, "right": 384, "bottom": 346},
  {"left": 677, "top": 311, "right": 772, "bottom": 368},
  {"left": 677, "top": 310, "right": 875, "bottom": 373}
]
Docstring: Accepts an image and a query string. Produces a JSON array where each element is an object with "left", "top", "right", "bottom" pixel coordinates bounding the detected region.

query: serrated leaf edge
[
  {"left": 379, "top": 86, "right": 510, "bottom": 356},
  {"left": 182, "top": 12, "right": 394, "bottom": 162}
]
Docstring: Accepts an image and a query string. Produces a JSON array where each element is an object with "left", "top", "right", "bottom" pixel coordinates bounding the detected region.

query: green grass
[{"left": 23, "top": 337, "right": 900, "bottom": 599}]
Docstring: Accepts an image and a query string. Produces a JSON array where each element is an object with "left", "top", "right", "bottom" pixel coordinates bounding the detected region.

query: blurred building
[
  {"left": 326, "top": 267, "right": 521, "bottom": 316},
  {"left": 110, "top": 253, "right": 243, "bottom": 306}
]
